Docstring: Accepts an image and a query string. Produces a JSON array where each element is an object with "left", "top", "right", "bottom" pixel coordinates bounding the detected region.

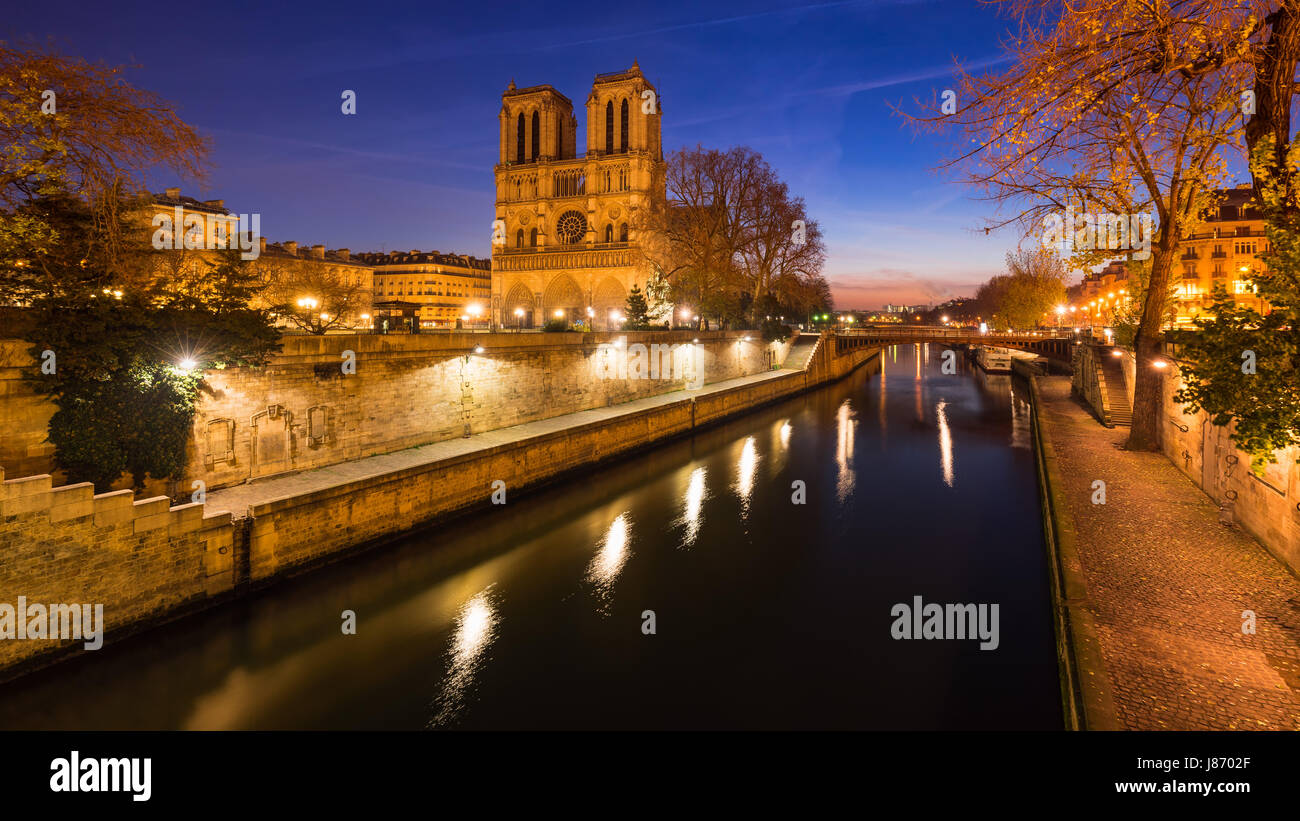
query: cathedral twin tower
[{"left": 491, "top": 62, "right": 663, "bottom": 329}]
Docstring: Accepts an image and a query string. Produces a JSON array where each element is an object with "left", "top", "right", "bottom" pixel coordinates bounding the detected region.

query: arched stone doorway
[
  {"left": 504, "top": 281, "right": 536, "bottom": 329},
  {"left": 593, "top": 277, "right": 626, "bottom": 330},
  {"left": 542, "top": 274, "right": 585, "bottom": 326}
]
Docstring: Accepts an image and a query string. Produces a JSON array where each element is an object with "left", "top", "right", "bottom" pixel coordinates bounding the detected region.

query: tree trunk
[
  {"left": 1126, "top": 241, "right": 1174, "bottom": 450},
  {"left": 1245, "top": 3, "right": 1300, "bottom": 205}
]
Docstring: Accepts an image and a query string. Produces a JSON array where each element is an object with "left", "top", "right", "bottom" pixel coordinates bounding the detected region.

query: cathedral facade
[{"left": 491, "top": 62, "right": 663, "bottom": 329}]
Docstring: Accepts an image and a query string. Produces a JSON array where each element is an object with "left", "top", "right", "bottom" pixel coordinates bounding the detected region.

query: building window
[
  {"left": 556, "top": 210, "right": 587, "bottom": 244},
  {"left": 620, "top": 98, "right": 629, "bottom": 152},
  {"left": 516, "top": 113, "right": 526, "bottom": 164},
  {"left": 619, "top": 222, "right": 628, "bottom": 242},
  {"left": 605, "top": 100, "right": 614, "bottom": 154},
  {"left": 531, "top": 111, "right": 540, "bottom": 161},
  {"left": 516, "top": 229, "right": 523, "bottom": 249},
  {"left": 605, "top": 224, "right": 613, "bottom": 243},
  {"left": 530, "top": 228, "right": 537, "bottom": 247}
]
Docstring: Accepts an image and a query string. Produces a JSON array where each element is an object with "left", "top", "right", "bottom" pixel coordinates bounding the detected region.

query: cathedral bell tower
[{"left": 585, "top": 60, "right": 661, "bottom": 160}]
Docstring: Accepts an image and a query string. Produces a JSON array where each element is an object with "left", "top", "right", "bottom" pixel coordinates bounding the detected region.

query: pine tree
[{"left": 625, "top": 284, "right": 650, "bottom": 330}]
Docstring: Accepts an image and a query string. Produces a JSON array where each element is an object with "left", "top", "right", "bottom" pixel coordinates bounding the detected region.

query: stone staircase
[
  {"left": 1099, "top": 348, "right": 1132, "bottom": 427},
  {"left": 782, "top": 334, "right": 820, "bottom": 370}
]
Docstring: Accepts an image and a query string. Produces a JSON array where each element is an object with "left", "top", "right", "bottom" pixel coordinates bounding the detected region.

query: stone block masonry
[
  {"left": 0, "top": 466, "right": 236, "bottom": 676},
  {"left": 0, "top": 331, "right": 793, "bottom": 498},
  {"left": 1159, "top": 360, "right": 1300, "bottom": 575}
]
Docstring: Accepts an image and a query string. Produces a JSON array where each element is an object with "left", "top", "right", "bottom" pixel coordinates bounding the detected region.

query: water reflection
[
  {"left": 735, "top": 437, "right": 759, "bottom": 512},
  {"left": 1010, "top": 383, "right": 1031, "bottom": 449},
  {"left": 585, "top": 513, "right": 631, "bottom": 614},
  {"left": 430, "top": 586, "right": 499, "bottom": 727},
  {"left": 680, "top": 468, "right": 707, "bottom": 547},
  {"left": 879, "top": 349, "right": 888, "bottom": 436},
  {"left": 836, "top": 399, "right": 856, "bottom": 502},
  {"left": 0, "top": 343, "right": 1060, "bottom": 731},
  {"left": 936, "top": 400, "right": 955, "bottom": 487}
]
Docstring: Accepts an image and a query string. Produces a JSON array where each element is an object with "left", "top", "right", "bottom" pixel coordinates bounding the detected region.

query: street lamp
[{"left": 514, "top": 307, "right": 525, "bottom": 332}]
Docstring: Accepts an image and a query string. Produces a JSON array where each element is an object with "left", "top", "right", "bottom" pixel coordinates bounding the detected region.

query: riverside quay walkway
[{"left": 1035, "top": 375, "right": 1300, "bottom": 730}]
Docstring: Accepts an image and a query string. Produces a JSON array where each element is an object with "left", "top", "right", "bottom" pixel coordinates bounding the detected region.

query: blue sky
[{"left": 6, "top": 0, "right": 1026, "bottom": 308}]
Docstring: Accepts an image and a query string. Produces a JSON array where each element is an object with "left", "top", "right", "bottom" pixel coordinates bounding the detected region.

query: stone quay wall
[
  {"left": 1160, "top": 364, "right": 1300, "bottom": 575},
  {"left": 0, "top": 467, "right": 235, "bottom": 676},
  {"left": 0, "top": 332, "right": 874, "bottom": 678},
  {"left": 244, "top": 335, "right": 873, "bottom": 582},
  {"left": 0, "top": 331, "right": 794, "bottom": 497}
]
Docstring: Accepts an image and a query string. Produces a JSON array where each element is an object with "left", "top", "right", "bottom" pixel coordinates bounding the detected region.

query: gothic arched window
[
  {"left": 619, "top": 223, "right": 628, "bottom": 242},
  {"left": 605, "top": 100, "right": 614, "bottom": 154},
  {"left": 605, "top": 224, "right": 613, "bottom": 243},
  {"left": 620, "top": 99, "right": 629, "bottom": 152},
  {"left": 516, "top": 113, "right": 525, "bottom": 164},
  {"left": 531, "top": 111, "right": 540, "bottom": 161},
  {"left": 556, "top": 112, "right": 563, "bottom": 157},
  {"left": 516, "top": 229, "right": 523, "bottom": 249},
  {"left": 530, "top": 228, "right": 538, "bottom": 247}
]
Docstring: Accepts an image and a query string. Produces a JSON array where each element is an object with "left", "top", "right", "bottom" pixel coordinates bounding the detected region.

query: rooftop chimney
[
  {"left": 259, "top": 236, "right": 267, "bottom": 254},
  {"left": 336, "top": 248, "right": 350, "bottom": 261},
  {"left": 164, "top": 187, "right": 181, "bottom": 199},
  {"left": 203, "top": 199, "right": 225, "bottom": 209},
  {"left": 284, "top": 241, "right": 298, "bottom": 255},
  {"left": 311, "top": 244, "right": 325, "bottom": 259}
]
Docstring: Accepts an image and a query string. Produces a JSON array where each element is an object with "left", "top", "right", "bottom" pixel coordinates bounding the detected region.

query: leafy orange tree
[
  {"left": 914, "top": 1, "right": 1246, "bottom": 449},
  {"left": 0, "top": 42, "right": 207, "bottom": 287}
]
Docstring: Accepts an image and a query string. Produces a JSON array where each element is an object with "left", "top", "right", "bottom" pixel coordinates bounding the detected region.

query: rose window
[{"left": 556, "top": 210, "right": 587, "bottom": 244}]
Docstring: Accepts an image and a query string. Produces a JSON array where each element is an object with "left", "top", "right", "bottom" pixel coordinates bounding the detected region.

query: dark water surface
[{"left": 0, "top": 344, "right": 1061, "bottom": 729}]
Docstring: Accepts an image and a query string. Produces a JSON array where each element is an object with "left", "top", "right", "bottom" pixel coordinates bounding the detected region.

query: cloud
[
  {"left": 810, "top": 53, "right": 1012, "bottom": 98},
  {"left": 542, "top": 0, "right": 910, "bottom": 49}
]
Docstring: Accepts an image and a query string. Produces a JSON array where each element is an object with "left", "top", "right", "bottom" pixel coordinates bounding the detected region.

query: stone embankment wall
[
  {"left": 1160, "top": 364, "right": 1299, "bottom": 574},
  {"left": 0, "top": 331, "right": 793, "bottom": 497},
  {"left": 0, "top": 467, "right": 235, "bottom": 674},
  {"left": 1, "top": 332, "right": 873, "bottom": 677}
]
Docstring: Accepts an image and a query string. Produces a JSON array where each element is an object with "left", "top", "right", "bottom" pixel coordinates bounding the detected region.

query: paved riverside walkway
[
  {"left": 206, "top": 366, "right": 798, "bottom": 519},
  {"left": 1036, "top": 376, "right": 1300, "bottom": 730}
]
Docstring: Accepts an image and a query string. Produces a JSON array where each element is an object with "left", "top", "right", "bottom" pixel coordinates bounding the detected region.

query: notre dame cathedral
[{"left": 491, "top": 62, "right": 663, "bottom": 329}]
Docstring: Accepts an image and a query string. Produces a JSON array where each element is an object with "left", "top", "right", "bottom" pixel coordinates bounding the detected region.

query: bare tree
[
  {"left": 909, "top": 1, "right": 1244, "bottom": 449},
  {"left": 255, "top": 256, "right": 366, "bottom": 334},
  {"left": 639, "top": 145, "right": 829, "bottom": 328}
]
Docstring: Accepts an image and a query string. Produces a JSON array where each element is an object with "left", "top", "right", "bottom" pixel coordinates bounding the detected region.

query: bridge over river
[{"left": 836, "top": 326, "right": 1078, "bottom": 362}]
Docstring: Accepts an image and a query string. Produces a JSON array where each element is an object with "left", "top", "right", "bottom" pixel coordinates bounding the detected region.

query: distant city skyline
[{"left": 7, "top": 0, "right": 1049, "bottom": 307}]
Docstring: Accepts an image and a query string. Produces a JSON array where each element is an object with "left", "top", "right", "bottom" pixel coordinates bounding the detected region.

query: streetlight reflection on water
[
  {"left": 735, "top": 437, "right": 759, "bottom": 512},
  {"left": 936, "top": 400, "right": 955, "bottom": 488},
  {"left": 681, "top": 467, "right": 707, "bottom": 547},
  {"left": 429, "top": 586, "right": 499, "bottom": 727},
  {"left": 836, "top": 399, "right": 856, "bottom": 503},
  {"left": 585, "top": 513, "right": 631, "bottom": 614}
]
